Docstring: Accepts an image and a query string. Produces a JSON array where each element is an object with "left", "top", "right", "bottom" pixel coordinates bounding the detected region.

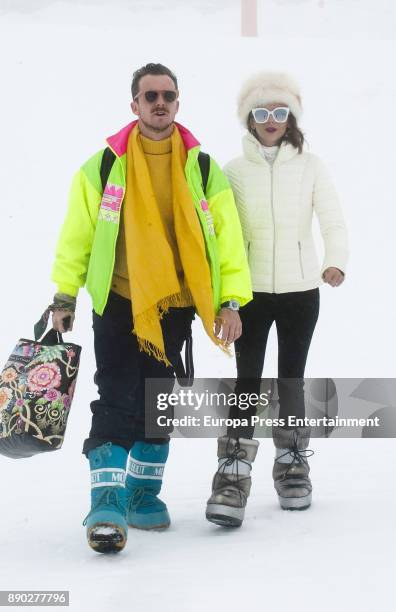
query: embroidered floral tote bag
[{"left": 0, "top": 326, "right": 81, "bottom": 459}]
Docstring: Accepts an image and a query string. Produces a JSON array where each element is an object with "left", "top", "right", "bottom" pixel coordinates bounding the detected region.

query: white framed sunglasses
[{"left": 252, "top": 106, "right": 290, "bottom": 124}]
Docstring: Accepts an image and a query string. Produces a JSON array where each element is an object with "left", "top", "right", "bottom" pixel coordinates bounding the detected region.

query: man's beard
[{"left": 141, "top": 116, "right": 173, "bottom": 133}]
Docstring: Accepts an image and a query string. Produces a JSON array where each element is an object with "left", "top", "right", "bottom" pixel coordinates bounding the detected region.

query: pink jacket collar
[{"left": 106, "top": 120, "right": 200, "bottom": 157}]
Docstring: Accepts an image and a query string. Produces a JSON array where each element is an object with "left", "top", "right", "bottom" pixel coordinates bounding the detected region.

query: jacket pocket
[{"left": 298, "top": 241, "right": 305, "bottom": 279}]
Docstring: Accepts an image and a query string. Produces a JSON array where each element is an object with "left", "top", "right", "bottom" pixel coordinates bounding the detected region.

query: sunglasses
[
  {"left": 135, "top": 90, "right": 178, "bottom": 103},
  {"left": 252, "top": 107, "right": 290, "bottom": 124}
]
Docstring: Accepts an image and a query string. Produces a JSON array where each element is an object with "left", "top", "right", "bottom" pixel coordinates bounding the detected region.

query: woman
[{"left": 206, "top": 72, "right": 349, "bottom": 527}]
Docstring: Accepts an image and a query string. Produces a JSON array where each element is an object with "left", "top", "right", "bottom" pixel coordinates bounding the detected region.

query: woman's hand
[
  {"left": 214, "top": 309, "right": 242, "bottom": 344},
  {"left": 323, "top": 267, "right": 345, "bottom": 287}
]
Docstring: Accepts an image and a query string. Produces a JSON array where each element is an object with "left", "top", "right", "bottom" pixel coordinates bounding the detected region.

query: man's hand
[
  {"left": 50, "top": 292, "right": 77, "bottom": 333},
  {"left": 323, "top": 267, "right": 345, "bottom": 287},
  {"left": 214, "top": 308, "right": 242, "bottom": 344},
  {"left": 52, "top": 309, "right": 75, "bottom": 333}
]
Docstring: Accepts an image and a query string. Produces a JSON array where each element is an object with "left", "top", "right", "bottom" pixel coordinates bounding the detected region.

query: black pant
[
  {"left": 229, "top": 289, "right": 320, "bottom": 437},
  {"left": 82, "top": 291, "right": 195, "bottom": 456}
]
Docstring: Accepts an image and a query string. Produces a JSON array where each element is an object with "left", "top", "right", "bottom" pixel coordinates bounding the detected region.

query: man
[{"left": 50, "top": 63, "right": 252, "bottom": 554}]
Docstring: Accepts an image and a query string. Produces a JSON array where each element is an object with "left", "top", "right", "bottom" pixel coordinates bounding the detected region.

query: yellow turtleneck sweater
[{"left": 111, "top": 133, "right": 185, "bottom": 299}]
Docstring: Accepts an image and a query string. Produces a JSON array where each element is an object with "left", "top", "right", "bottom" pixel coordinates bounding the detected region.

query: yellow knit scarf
[{"left": 123, "top": 124, "right": 224, "bottom": 366}]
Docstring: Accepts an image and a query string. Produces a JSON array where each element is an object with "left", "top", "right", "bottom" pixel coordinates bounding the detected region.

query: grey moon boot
[
  {"left": 206, "top": 436, "right": 259, "bottom": 527},
  {"left": 272, "top": 425, "right": 313, "bottom": 510}
]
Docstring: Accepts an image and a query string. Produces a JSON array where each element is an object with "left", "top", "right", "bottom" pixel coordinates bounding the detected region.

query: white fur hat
[{"left": 237, "top": 71, "right": 303, "bottom": 127}]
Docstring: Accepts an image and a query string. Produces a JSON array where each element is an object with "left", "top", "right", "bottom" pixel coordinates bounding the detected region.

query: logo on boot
[{"left": 127, "top": 459, "right": 165, "bottom": 480}]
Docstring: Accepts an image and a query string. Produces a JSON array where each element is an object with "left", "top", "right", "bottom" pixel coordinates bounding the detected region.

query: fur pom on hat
[{"left": 237, "top": 71, "right": 303, "bottom": 127}]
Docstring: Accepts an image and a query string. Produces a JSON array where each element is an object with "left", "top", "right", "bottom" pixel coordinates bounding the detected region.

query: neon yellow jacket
[{"left": 51, "top": 121, "right": 252, "bottom": 315}]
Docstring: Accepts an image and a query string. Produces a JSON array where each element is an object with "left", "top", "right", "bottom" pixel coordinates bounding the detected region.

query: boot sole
[
  {"left": 87, "top": 523, "right": 127, "bottom": 553},
  {"left": 206, "top": 504, "right": 244, "bottom": 527},
  {"left": 128, "top": 522, "right": 170, "bottom": 531},
  {"left": 279, "top": 493, "right": 312, "bottom": 511},
  {"left": 127, "top": 509, "right": 171, "bottom": 531}
]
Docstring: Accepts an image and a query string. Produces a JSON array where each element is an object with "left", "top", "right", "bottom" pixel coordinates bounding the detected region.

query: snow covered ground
[
  {"left": 1, "top": 437, "right": 394, "bottom": 612},
  {"left": 1, "top": 1, "right": 395, "bottom": 610}
]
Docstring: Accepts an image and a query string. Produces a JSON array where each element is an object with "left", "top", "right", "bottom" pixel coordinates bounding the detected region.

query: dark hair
[
  {"left": 248, "top": 110, "right": 305, "bottom": 153},
  {"left": 131, "top": 63, "right": 178, "bottom": 100}
]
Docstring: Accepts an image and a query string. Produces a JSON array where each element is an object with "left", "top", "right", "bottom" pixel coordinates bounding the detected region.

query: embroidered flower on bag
[
  {"left": 0, "top": 387, "right": 12, "bottom": 408},
  {"left": 27, "top": 363, "right": 62, "bottom": 393},
  {"left": 1, "top": 368, "right": 18, "bottom": 384},
  {"left": 62, "top": 394, "right": 71, "bottom": 409},
  {"left": 44, "top": 388, "right": 61, "bottom": 402}
]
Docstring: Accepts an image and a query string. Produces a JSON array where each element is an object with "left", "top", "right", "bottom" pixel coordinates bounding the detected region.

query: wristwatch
[{"left": 220, "top": 300, "right": 240, "bottom": 311}]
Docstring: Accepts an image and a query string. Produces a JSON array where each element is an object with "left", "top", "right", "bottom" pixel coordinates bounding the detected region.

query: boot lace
[
  {"left": 215, "top": 438, "right": 251, "bottom": 503},
  {"left": 90, "top": 441, "right": 112, "bottom": 468},
  {"left": 82, "top": 488, "right": 125, "bottom": 526},
  {"left": 127, "top": 486, "right": 159, "bottom": 512},
  {"left": 277, "top": 430, "right": 314, "bottom": 480}
]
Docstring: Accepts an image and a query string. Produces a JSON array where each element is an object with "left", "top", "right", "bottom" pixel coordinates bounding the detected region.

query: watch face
[{"left": 222, "top": 300, "right": 240, "bottom": 310}]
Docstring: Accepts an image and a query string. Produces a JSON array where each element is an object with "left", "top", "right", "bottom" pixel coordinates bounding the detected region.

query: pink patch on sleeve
[
  {"left": 201, "top": 199, "right": 209, "bottom": 211},
  {"left": 101, "top": 183, "right": 124, "bottom": 212}
]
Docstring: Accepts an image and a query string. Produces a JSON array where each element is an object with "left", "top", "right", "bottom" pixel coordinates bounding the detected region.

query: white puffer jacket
[{"left": 223, "top": 133, "right": 349, "bottom": 294}]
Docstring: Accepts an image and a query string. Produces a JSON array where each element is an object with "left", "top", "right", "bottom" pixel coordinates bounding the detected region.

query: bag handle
[
  {"left": 34, "top": 310, "right": 69, "bottom": 344},
  {"left": 40, "top": 328, "right": 65, "bottom": 346}
]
